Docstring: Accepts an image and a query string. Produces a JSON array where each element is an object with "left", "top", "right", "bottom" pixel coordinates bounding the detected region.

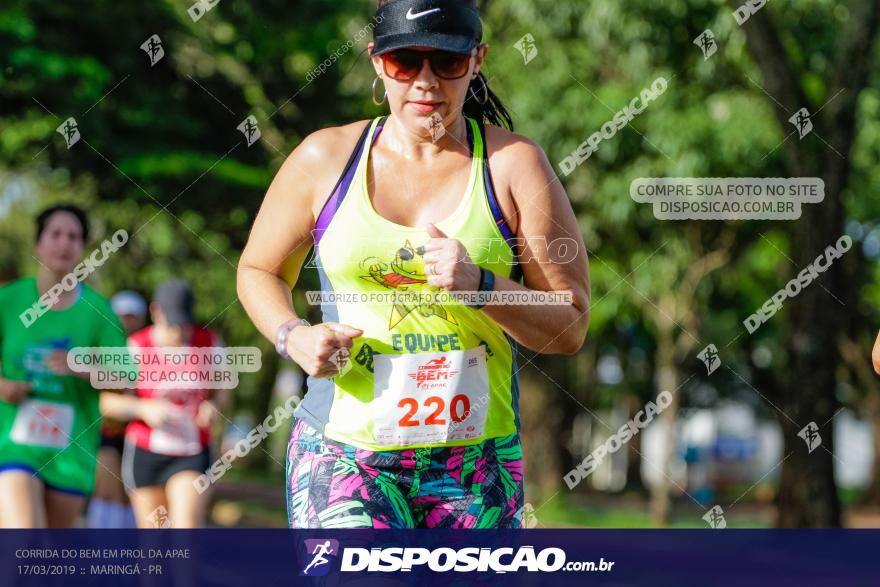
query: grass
[
  {"left": 212, "top": 468, "right": 780, "bottom": 529},
  {"left": 212, "top": 467, "right": 865, "bottom": 529},
  {"left": 533, "top": 494, "right": 772, "bottom": 528}
]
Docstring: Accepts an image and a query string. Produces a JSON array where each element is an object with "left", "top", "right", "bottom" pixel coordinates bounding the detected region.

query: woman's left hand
[{"left": 422, "top": 223, "right": 481, "bottom": 293}]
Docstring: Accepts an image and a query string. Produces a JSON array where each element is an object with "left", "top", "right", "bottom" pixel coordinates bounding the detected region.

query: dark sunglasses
[{"left": 380, "top": 49, "right": 474, "bottom": 81}]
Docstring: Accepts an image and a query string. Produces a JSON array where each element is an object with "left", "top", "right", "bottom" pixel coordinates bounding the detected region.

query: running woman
[
  {"left": 0, "top": 204, "right": 128, "bottom": 528},
  {"left": 115, "top": 280, "right": 228, "bottom": 528},
  {"left": 237, "top": 0, "right": 590, "bottom": 528},
  {"left": 87, "top": 290, "right": 146, "bottom": 528}
]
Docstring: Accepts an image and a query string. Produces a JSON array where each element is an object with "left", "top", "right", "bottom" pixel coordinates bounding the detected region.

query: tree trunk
[
  {"left": 774, "top": 200, "right": 843, "bottom": 526},
  {"left": 775, "top": 414, "right": 840, "bottom": 526},
  {"left": 625, "top": 392, "right": 647, "bottom": 494},
  {"left": 650, "top": 322, "right": 679, "bottom": 526},
  {"left": 552, "top": 352, "right": 583, "bottom": 485},
  {"left": 520, "top": 365, "right": 564, "bottom": 500}
]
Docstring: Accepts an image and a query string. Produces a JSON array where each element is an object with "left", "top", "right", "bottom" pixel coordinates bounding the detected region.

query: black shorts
[
  {"left": 100, "top": 433, "right": 125, "bottom": 454},
  {"left": 122, "top": 439, "right": 211, "bottom": 490}
]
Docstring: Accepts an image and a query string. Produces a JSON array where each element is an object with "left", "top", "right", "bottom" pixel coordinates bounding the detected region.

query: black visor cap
[{"left": 371, "top": 0, "right": 482, "bottom": 57}]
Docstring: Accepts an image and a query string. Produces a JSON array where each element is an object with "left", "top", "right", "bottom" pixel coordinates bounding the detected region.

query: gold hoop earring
[{"left": 372, "top": 76, "right": 387, "bottom": 105}]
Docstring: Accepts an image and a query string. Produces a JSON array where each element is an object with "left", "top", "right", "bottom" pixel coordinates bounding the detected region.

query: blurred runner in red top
[
  {"left": 125, "top": 325, "right": 218, "bottom": 454},
  {"left": 119, "top": 279, "right": 228, "bottom": 528}
]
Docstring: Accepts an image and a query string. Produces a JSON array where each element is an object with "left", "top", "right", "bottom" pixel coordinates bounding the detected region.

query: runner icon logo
[
  {"left": 56, "top": 117, "right": 80, "bottom": 149},
  {"left": 514, "top": 33, "right": 538, "bottom": 65},
  {"left": 425, "top": 112, "right": 446, "bottom": 142},
  {"left": 702, "top": 505, "right": 727, "bottom": 529},
  {"left": 697, "top": 344, "right": 721, "bottom": 375},
  {"left": 237, "top": 115, "right": 261, "bottom": 147},
  {"left": 329, "top": 347, "right": 353, "bottom": 378},
  {"left": 147, "top": 505, "right": 172, "bottom": 529},
  {"left": 140, "top": 34, "right": 164, "bottom": 66},
  {"left": 693, "top": 29, "right": 717, "bottom": 60},
  {"left": 789, "top": 107, "right": 813, "bottom": 139},
  {"left": 301, "top": 539, "right": 340, "bottom": 577},
  {"left": 798, "top": 421, "right": 822, "bottom": 454}
]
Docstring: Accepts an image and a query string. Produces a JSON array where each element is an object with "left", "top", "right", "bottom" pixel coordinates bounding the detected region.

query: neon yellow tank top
[{"left": 295, "top": 115, "right": 520, "bottom": 450}]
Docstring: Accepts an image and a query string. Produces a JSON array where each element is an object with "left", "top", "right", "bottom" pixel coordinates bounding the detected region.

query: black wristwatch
[{"left": 473, "top": 267, "right": 495, "bottom": 310}]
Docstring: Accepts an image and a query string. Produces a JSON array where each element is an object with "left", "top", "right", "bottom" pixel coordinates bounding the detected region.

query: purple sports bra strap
[
  {"left": 477, "top": 119, "right": 519, "bottom": 278},
  {"left": 313, "top": 117, "right": 387, "bottom": 246}
]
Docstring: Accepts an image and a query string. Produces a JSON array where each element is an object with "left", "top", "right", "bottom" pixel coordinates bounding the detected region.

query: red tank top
[{"left": 124, "top": 325, "right": 219, "bottom": 455}]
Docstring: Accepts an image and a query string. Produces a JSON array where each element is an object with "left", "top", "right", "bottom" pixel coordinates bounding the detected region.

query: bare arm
[
  {"left": 479, "top": 140, "right": 589, "bottom": 355},
  {"left": 873, "top": 330, "right": 880, "bottom": 376},
  {"left": 237, "top": 127, "right": 363, "bottom": 376},
  {"left": 0, "top": 359, "right": 31, "bottom": 404},
  {"left": 99, "top": 391, "right": 142, "bottom": 422},
  {"left": 100, "top": 392, "right": 180, "bottom": 428},
  {"left": 236, "top": 136, "right": 317, "bottom": 341},
  {"left": 424, "top": 137, "right": 589, "bottom": 355}
]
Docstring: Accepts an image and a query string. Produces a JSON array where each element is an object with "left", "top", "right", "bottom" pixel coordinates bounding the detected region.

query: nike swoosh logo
[{"left": 406, "top": 7, "right": 441, "bottom": 20}]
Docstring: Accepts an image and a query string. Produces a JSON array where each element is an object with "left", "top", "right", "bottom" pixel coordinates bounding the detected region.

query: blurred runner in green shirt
[{"left": 0, "top": 204, "right": 127, "bottom": 528}]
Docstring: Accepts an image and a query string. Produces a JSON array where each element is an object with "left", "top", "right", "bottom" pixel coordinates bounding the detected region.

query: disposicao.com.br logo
[{"left": 299, "top": 540, "right": 613, "bottom": 575}]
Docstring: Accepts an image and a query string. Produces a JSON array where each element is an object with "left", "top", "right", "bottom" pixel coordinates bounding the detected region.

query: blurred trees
[
  {"left": 1, "top": 0, "right": 375, "bottom": 430},
  {"left": 730, "top": 0, "right": 879, "bottom": 527},
  {"left": 484, "top": 0, "right": 880, "bottom": 526}
]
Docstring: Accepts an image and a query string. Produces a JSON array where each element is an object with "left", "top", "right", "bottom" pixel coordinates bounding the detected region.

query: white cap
[{"left": 111, "top": 290, "right": 147, "bottom": 318}]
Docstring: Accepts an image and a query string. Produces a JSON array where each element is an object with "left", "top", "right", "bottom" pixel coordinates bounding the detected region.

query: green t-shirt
[{"left": 0, "top": 277, "right": 127, "bottom": 494}]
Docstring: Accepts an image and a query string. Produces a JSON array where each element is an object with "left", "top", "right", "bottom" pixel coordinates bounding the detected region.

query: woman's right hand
[
  {"left": 285, "top": 322, "right": 363, "bottom": 378},
  {"left": 0, "top": 378, "right": 32, "bottom": 404},
  {"left": 137, "top": 398, "right": 179, "bottom": 428}
]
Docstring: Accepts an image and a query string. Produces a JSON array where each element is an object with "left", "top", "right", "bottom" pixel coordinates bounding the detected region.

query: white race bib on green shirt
[{"left": 10, "top": 399, "right": 74, "bottom": 449}]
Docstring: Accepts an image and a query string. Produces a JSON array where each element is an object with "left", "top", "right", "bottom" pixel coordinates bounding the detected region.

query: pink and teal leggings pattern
[{"left": 286, "top": 418, "right": 524, "bottom": 528}]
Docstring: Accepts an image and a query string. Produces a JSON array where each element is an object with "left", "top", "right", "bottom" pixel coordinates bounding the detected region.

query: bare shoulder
[
  {"left": 286, "top": 119, "right": 373, "bottom": 217},
  {"left": 297, "top": 119, "right": 372, "bottom": 163},
  {"left": 483, "top": 124, "right": 556, "bottom": 234},
  {"left": 484, "top": 124, "right": 544, "bottom": 159}
]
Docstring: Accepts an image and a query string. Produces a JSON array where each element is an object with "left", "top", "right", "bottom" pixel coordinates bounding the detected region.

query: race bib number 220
[{"left": 372, "top": 346, "right": 489, "bottom": 446}]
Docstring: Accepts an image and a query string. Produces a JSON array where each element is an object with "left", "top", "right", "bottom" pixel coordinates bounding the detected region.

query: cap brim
[
  {"left": 372, "top": 32, "right": 477, "bottom": 56},
  {"left": 112, "top": 302, "right": 146, "bottom": 317},
  {"left": 162, "top": 310, "right": 194, "bottom": 326}
]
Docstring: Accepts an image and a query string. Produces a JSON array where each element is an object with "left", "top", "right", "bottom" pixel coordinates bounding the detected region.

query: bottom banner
[{"left": 1, "top": 529, "right": 877, "bottom": 586}]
